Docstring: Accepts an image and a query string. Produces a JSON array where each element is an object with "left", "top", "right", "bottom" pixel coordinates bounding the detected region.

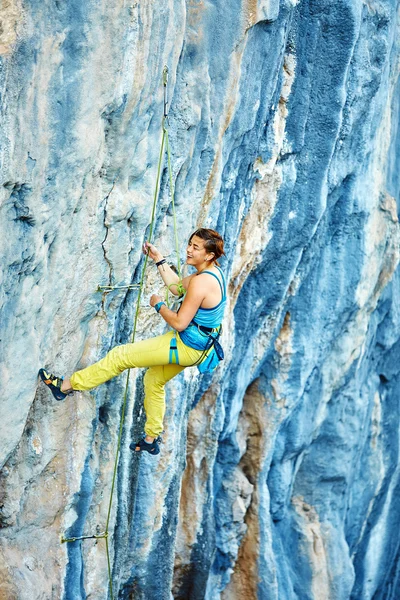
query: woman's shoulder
[
  {"left": 185, "top": 267, "right": 225, "bottom": 291},
  {"left": 181, "top": 273, "right": 196, "bottom": 291},
  {"left": 198, "top": 267, "right": 225, "bottom": 283},
  {"left": 194, "top": 269, "right": 225, "bottom": 295}
]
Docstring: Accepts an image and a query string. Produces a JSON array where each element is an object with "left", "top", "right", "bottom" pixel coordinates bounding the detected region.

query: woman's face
[{"left": 186, "top": 235, "right": 214, "bottom": 265}]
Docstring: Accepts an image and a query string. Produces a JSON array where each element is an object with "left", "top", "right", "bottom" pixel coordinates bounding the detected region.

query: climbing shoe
[
  {"left": 38, "top": 368, "right": 69, "bottom": 401},
  {"left": 130, "top": 436, "right": 162, "bottom": 456}
]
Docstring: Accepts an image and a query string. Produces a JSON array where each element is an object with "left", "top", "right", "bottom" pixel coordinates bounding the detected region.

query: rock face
[{"left": 1, "top": 0, "right": 399, "bottom": 598}]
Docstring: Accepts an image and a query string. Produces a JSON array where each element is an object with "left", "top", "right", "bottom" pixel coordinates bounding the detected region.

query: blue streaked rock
[{"left": 0, "top": 0, "right": 399, "bottom": 599}]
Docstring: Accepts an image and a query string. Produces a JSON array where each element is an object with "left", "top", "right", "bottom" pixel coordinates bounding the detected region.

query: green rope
[
  {"left": 102, "top": 109, "right": 168, "bottom": 600},
  {"left": 61, "top": 67, "right": 182, "bottom": 600},
  {"left": 165, "top": 127, "right": 181, "bottom": 279},
  {"left": 165, "top": 126, "right": 186, "bottom": 306}
]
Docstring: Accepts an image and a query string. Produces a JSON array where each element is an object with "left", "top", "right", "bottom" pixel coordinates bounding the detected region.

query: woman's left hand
[{"left": 150, "top": 294, "right": 163, "bottom": 307}]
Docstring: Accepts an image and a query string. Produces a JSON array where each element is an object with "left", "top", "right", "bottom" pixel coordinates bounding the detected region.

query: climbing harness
[
  {"left": 60, "top": 66, "right": 183, "bottom": 600},
  {"left": 196, "top": 329, "right": 224, "bottom": 373},
  {"left": 169, "top": 335, "right": 179, "bottom": 364}
]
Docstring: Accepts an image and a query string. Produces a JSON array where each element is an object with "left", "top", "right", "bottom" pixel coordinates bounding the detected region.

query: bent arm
[
  {"left": 158, "top": 277, "right": 204, "bottom": 331},
  {"left": 156, "top": 262, "right": 181, "bottom": 295},
  {"left": 144, "top": 241, "right": 194, "bottom": 296},
  {"left": 156, "top": 264, "right": 195, "bottom": 296}
]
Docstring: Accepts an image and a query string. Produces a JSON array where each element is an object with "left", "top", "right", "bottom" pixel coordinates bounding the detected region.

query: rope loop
[
  {"left": 176, "top": 282, "right": 186, "bottom": 297},
  {"left": 165, "top": 281, "right": 186, "bottom": 308}
]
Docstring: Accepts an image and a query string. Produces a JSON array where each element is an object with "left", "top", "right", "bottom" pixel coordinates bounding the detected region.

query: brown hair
[{"left": 189, "top": 228, "right": 225, "bottom": 266}]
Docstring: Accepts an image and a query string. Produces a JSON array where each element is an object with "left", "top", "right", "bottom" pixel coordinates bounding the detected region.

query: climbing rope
[{"left": 61, "top": 66, "right": 181, "bottom": 600}]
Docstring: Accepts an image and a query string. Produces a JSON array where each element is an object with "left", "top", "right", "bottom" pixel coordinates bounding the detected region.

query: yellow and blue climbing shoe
[{"left": 38, "top": 368, "right": 69, "bottom": 401}]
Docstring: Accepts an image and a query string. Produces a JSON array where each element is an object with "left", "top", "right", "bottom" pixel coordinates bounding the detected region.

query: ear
[{"left": 206, "top": 253, "right": 215, "bottom": 262}]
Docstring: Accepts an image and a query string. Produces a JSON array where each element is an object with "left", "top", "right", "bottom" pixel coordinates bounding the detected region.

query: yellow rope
[{"left": 61, "top": 66, "right": 182, "bottom": 600}]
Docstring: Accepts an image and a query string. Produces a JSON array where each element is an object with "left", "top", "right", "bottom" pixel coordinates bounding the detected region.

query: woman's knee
[
  {"left": 106, "top": 345, "right": 130, "bottom": 373},
  {"left": 144, "top": 366, "right": 166, "bottom": 391}
]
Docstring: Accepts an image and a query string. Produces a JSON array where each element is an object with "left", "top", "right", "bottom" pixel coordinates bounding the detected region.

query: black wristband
[{"left": 156, "top": 259, "right": 166, "bottom": 267}]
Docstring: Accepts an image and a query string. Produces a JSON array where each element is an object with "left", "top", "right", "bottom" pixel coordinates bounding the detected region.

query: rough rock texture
[{"left": 1, "top": 0, "right": 400, "bottom": 599}]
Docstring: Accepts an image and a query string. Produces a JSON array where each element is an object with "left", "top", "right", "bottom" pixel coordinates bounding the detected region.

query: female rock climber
[{"left": 39, "top": 228, "right": 227, "bottom": 456}]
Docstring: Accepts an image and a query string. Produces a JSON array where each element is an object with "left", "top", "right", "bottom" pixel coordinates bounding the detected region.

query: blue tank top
[{"left": 178, "top": 266, "right": 227, "bottom": 350}]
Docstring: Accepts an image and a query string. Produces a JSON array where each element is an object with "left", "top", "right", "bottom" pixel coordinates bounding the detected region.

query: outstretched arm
[{"left": 150, "top": 276, "right": 205, "bottom": 332}]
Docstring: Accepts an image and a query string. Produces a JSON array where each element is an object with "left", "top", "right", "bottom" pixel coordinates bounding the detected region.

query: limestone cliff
[{"left": 1, "top": 0, "right": 399, "bottom": 599}]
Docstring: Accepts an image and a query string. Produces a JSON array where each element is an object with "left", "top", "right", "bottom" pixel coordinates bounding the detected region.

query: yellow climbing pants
[{"left": 70, "top": 330, "right": 204, "bottom": 438}]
